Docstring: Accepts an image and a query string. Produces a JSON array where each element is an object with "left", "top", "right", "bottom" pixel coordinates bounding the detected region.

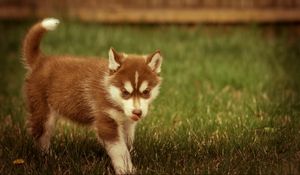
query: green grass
[{"left": 0, "top": 20, "right": 300, "bottom": 174}]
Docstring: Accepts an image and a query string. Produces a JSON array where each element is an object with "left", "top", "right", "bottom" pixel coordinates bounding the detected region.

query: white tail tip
[{"left": 41, "top": 18, "right": 60, "bottom": 31}]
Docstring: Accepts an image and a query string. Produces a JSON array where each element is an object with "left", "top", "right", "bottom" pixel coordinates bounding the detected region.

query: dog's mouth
[{"left": 131, "top": 114, "right": 141, "bottom": 121}]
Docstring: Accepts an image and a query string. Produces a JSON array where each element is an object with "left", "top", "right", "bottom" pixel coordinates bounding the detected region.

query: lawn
[{"left": 0, "top": 20, "right": 300, "bottom": 174}]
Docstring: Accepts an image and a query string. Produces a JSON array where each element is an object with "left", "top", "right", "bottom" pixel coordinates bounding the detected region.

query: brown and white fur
[{"left": 22, "top": 18, "right": 162, "bottom": 174}]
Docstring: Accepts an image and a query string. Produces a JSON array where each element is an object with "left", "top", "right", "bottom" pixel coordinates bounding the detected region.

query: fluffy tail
[{"left": 22, "top": 18, "right": 60, "bottom": 68}]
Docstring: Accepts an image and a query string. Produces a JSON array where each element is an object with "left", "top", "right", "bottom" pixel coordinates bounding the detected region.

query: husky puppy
[{"left": 22, "top": 18, "right": 162, "bottom": 174}]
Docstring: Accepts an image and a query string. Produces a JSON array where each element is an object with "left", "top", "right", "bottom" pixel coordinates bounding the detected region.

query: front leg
[
  {"left": 123, "top": 121, "right": 137, "bottom": 152},
  {"left": 103, "top": 139, "right": 134, "bottom": 174},
  {"left": 95, "top": 112, "right": 135, "bottom": 174}
]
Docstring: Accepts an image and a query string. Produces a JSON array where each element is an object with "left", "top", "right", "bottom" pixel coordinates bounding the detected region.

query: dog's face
[{"left": 107, "top": 48, "right": 162, "bottom": 121}]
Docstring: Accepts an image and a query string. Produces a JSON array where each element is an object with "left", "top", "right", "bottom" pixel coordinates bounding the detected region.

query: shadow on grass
[{"left": 0, "top": 123, "right": 113, "bottom": 174}]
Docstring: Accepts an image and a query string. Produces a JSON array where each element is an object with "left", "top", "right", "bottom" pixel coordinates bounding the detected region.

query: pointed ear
[
  {"left": 108, "top": 48, "right": 122, "bottom": 73},
  {"left": 147, "top": 50, "right": 163, "bottom": 74}
]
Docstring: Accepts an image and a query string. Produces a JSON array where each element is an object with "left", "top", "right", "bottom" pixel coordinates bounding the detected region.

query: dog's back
[{"left": 25, "top": 56, "right": 108, "bottom": 124}]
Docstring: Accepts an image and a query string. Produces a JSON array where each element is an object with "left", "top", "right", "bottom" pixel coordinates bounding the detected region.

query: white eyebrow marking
[
  {"left": 139, "top": 81, "right": 148, "bottom": 93},
  {"left": 135, "top": 71, "right": 139, "bottom": 89},
  {"left": 124, "top": 81, "right": 133, "bottom": 93}
]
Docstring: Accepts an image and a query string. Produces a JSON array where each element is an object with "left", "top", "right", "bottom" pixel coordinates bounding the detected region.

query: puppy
[{"left": 22, "top": 18, "right": 162, "bottom": 174}]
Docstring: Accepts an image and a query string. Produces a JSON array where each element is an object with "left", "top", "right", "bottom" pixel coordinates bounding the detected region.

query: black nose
[{"left": 132, "top": 109, "right": 142, "bottom": 117}]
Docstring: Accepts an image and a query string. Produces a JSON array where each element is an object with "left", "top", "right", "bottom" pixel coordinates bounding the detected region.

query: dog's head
[{"left": 106, "top": 48, "right": 162, "bottom": 121}]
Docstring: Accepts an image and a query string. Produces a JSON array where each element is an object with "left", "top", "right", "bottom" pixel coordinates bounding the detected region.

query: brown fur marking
[{"left": 22, "top": 22, "right": 122, "bottom": 143}]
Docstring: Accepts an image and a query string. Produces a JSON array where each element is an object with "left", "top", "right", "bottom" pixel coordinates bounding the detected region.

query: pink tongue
[{"left": 131, "top": 114, "right": 140, "bottom": 121}]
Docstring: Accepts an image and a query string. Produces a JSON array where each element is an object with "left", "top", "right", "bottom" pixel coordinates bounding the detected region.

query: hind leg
[{"left": 26, "top": 103, "right": 56, "bottom": 152}]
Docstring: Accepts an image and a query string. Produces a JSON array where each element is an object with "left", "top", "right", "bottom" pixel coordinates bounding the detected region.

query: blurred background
[
  {"left": 1, "top": 0, "right": 300, "bottom": 174},
  {"left": 0, "top": 0, "right": 300, "bottom": 23}
]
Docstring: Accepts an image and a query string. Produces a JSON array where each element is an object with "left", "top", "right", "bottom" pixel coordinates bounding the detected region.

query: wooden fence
[{"left": 0, "top": 0, "right": 300, "bottom": 23}]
